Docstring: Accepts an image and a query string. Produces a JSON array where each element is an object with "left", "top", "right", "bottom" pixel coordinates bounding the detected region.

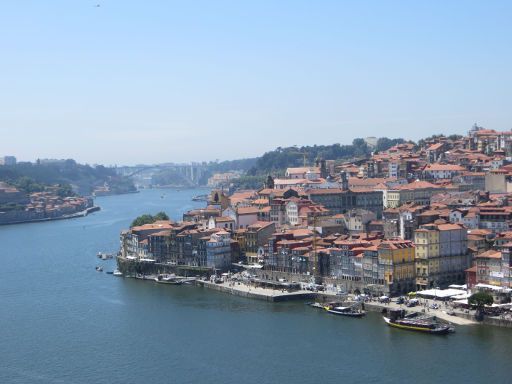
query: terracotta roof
[
  {"left": 306, "top": 188, "right": 346, "bottom": 195},
  {"left": 397, "top": 180, "right": 440, "bottom": 190},
  {"left": 437, "top": 223, "right": 464, "bottom": 231},
  {"left": 424, "top": 164, "right": 465, "bottom": 172},
  {"left": 476, "top": 250, "right": 502, "bottom": 259},
  {"left": 286, "top": 167, "right": 320, "bottom": 174},
  {"left": 427, "top": 142, "right": 444, "bottom": 151},
  {"left": 237, "top": 207, "right": 259, "bottom": 215},
  {"left": 215, "top": 216, "right": 235, "bottom": 222}
]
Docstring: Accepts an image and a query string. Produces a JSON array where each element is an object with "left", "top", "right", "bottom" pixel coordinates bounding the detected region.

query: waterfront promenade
[
  {"left": 197, "top": 280, "right": 316, "bottom": 302},
  {"left": 125, "top": 272, "right": 479, "bottom": 325},
  {"left": 362, "top": 300, "right": 477, "bottom": 325}
]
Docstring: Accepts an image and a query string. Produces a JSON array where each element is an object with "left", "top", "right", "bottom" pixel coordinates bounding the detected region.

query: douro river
[{"left": 0, "top": 189, "right": 510, "bottom": 384}]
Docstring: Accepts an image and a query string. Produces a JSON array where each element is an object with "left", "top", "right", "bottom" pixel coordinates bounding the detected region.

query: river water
[{"left": 0, "top": 189, "right": 510, "bottom": 384}]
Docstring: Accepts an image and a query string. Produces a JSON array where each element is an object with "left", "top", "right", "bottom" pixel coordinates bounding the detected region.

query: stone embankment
[
  {"left": 196, "top": 280, "right": 316, "bottom": 302},
  {"left": 0, "top": 205, "right": 100, "bottom": 226}
]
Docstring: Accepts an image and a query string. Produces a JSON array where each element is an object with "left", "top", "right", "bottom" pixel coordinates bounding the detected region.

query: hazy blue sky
[{"left": 1, "top": 1, "right": 511, "bottom": 165}]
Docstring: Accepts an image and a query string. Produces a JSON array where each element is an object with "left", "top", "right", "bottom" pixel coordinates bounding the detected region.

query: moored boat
[
  {"left": 323, "top": 302, "right": 366, "bottom": 317},
  {"left": 154, "top": 274, "right": 183, "bottom": 285},
  {"left": 383, "top": 309, "right": 454, "bottom": 334},
  {"left": 113, "top": 269, "right": 123, "bottom": 276},
  {"left": 97, "top": 252, "right": 114, "bottom": 260}
]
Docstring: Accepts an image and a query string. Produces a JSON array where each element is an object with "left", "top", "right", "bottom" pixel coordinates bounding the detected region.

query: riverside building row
[
  {"left": 120, "top": 125, "right": 512, "bottom": 299},
  {"left": 0, "top": 182, "right": 94, "bottom": 225}
]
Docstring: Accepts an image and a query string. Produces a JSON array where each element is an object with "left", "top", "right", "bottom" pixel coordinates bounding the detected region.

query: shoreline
[
  {"left": 93, "top": 190, "right": 139, "bottom": 197},
  {"left": 117, "top": 272, "right": 512, "bottom": 328},
  {"left": 0, "top": 206, "right": 100, "bottom": 226}
]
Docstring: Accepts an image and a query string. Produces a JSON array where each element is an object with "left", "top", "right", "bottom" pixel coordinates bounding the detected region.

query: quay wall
[
  {"left": 117, "top": 257, "right": 213, "bottom": 277},
  {"left": 454, "top": 312, "right": 512, "bottom": 328},
  {"left": 0, "top": 205, "right": 100, "bottom": 226},
  {"left": 253, "top": 269, "right": 385, "bottom": 295},
  {"left": 196, "top": 280, "right": 316, "bottom": 302}
]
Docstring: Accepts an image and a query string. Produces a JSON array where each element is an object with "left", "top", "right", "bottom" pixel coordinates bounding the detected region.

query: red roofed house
[{"left": 423, "top": 163, "right": 466, "bottom": 180}]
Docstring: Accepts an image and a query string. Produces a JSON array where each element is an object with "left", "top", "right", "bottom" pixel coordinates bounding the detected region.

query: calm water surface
[{"left": 0, "top": 189, "right": 511, "bottom": 384}]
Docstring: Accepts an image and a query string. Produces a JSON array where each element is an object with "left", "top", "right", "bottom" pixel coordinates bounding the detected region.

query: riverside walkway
[{"left": 197, "top": 280, "right": 316, "bottom": 302}]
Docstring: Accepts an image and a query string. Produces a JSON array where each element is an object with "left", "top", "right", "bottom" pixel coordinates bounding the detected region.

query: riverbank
[
  {"left": 196, "top": 280, "right": 316, "bottom": 302},
  {"left": 0, "top": 205, "right": 100, "bottom": 226},
  {"left": 117, "top": 271, "right": 485, "bottom": 326},
  {"left": 114, "top": 264, "right": 512, "bottom": 327}
]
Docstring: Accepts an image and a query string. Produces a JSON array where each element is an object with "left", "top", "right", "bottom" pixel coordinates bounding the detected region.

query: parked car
[{"left": 406, "top": 298, "right": 419, "bottom": 307}]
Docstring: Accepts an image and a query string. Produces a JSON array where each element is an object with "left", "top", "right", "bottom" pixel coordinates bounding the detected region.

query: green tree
[
  {"left": 55, "top": 183, "right": 75, "bottom": 197},
  {"left": 468, "top": 291, "right": 494, "bottom": 318},
  {"left": 131, "top": 214, "right": 156, "bottom": 227},
  {"left": 153, "top": 211, "right": 169, "bottom": 221},
  {"left": 130, "top": 212, "right": 170, "bottom": 227}
]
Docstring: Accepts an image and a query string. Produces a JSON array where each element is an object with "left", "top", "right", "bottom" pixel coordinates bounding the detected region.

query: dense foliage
[
  {"left": 229, "top": 175, "right": 267, "bottom": 190},
  {"left": 206, "top": 158, "right": 258, "bottom": 173},
  {"left": 131, "top": 212, "right": 170, "bottom": 227},
  {"left": 468, "top": 292, "right": 494, "bottom": 309},
  {"left": 244, "top": 137, "right": 406, "bottom": 176},
  {"left": 417, "top": 134, "right": 463, "bottom": 148},
  {"left": 0, "top": 160, "right": 136, "bottom": 195}
]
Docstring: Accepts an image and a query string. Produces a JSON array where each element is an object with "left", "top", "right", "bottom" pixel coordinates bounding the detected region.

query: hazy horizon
[{"left": 1, "top": 1, "right": 511, "bottom": 165}]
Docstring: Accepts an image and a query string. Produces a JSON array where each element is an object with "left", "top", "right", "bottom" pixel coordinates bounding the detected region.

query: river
[{"left": 0, "top": 188, "right": 510, "bottom": 384}]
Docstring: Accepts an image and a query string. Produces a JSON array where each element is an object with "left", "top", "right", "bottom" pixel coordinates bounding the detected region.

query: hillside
[
  {"left": 246, "top": 137, "right": 406, "bottom": 176},
  {"left": 0, "top": 160, "right": 136, "bottom": 196}
]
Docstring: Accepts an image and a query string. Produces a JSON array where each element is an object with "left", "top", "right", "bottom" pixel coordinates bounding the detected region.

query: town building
[
  {"left": 414, "top": 223, "right": 470, "bottom": 290},
  {"left": 306, "top": 188, "right": 383, "bottom": 218}
]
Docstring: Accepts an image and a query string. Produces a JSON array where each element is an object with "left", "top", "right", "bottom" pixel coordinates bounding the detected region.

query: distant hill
[
  {"left": 0, "top": 160, "right": 136, "bottom": 196},
  {"left": 246, "top": 137, "right": 406, "bottom": 176}
]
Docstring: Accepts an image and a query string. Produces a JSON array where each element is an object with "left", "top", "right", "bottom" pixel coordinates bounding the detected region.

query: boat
[
  {"left": 383, "top": 309, "right": 454, "bottom": 334},
  {"left": 97, "top": 252, "right": 114, "bottom": 260},
  {"left": 95, "top": 266, "right": 103, "bottom": 272},
  {"left": 154, "top": 274, "right": 184, "bottom": 285},
  {"left": 106, "top": 271, "right": 114, "bottom": 275},
  {"left": 192, "top": 194, "right": 209, "bottom": 202},
  {"left": 113, "top": 269, "right": 123, "bottom": 276},
  {"left": 323, "top": 302, "right": 366, "bottom": 317}
]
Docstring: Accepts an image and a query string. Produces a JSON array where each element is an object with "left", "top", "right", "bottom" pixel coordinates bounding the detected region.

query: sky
[{"left": 1, "top": 0, "right": 511, "bottom": 165}]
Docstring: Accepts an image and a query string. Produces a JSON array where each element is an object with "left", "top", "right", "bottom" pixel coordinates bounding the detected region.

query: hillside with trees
[
  {"left": 0, "top": 160, "right": 136, "bottom": 196},
  {"left": 245, "top": 137, "right": 406, "bottom": 176}
]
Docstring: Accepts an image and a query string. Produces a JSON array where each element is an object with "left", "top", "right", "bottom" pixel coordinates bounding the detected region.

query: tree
[
  {"left": 468, "top": 291, "right": 494, "bottom": 319},
  {"left": 153, "top": 211, "right": 169, "bottom": 221},
  {"left": 266, "top": 175, "right": 275, "bottom": 189},
  {"left": 131, "top": 212, "right": 170, "bottom": 227}
]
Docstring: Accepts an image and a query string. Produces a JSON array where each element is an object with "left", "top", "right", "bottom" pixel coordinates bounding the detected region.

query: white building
[{"left": 206, "top": 231, "right": 232, "bottom": 270}]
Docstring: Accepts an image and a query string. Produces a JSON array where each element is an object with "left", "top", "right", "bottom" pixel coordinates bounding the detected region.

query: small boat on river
[
  {"left": 154, "top": 274, "right": 196, "bottom": 285},
  {"left": 383, "top": 309, "right": 454, "bottom": 335},
  {"left": 323, "top": 302, "right": 366, "bottom": 317},
  {"left": 97, "top": 252, "right": 114, "bottom": 260}
]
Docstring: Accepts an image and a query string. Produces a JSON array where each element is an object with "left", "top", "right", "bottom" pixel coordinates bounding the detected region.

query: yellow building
[
  {"left": 414, "top": 227, "right": 440, "bottom": 290},
  {"left": 414, "top": 223, "right": 469, "bottom": 290},
  {"left": 377, "top": 239, "right": 416, "bottom": 295},
  {"left": 383, "top": 180, "right": 444, "bottom": 208}
]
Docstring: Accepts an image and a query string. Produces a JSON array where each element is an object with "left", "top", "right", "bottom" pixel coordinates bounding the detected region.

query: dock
[
  {"left": 362, "top": 302, "right": 477, "bottom": 325},
  {"left": 196, "top": 280, "right": 316, "bottom": 302}
]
